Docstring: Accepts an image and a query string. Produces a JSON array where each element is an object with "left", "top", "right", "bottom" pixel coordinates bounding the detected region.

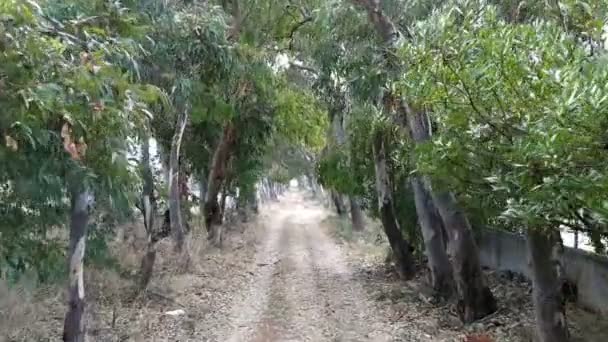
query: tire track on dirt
[
  {"left": 221, "top": 193, "right": 427, "bottom": 341},
  {"left": 304, "top": 214, "right": 398, "bottom": 342},
  {"left": 250, "top": 214, "right": 295, "bottom": 342},
  {"left": 222, "top": 207, "right": 287, "bottom": 342}
]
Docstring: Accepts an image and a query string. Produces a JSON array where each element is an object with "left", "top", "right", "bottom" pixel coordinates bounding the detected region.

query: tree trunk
[
  {"left": 410, "top": 177, "right": 454, "bottom": 299},
  {"left": 138, "top": 242, "right": 156, "bottom": 290},
  {"left": 430, "top": 190, "right": 497, "bottom": 321},
  {"left": 349, "top": 196, "right": 365, "bottom": 231},
  {"left": 404, "top": 104, "right": 496, "bottom": 321},
  {"left": 179, "top": 165, "right": 191, "bottom": 234},
  {"left": 168, "top": 109, "right": 188, "bottom": 252},
  {"left": 249, "top": 190, "right": 259, "bottom": 214},
  {"left": 137, "top": 137, "right": 157, "bottom": 292},
  {"left": 205, "top": 122, "right": 236, "bottom": 246},
  {"left": 236, "top": 193, "right": 247, "bottom": 222},
  {"left": 372, "top": 133, "right": 416, "bottom": 279},
  {"left": 527, "top": 229, "right": 570, "bottom": 342},
  {"left": 269, "top": 182, "right": 278, "bottom": 201},
  {"left": 332, "top": 191, "right": 347, "bottom": 216},
  {"left": 199, "top": 171, "right": 207, "bottom": 219},
  {"left": 63, "top": 189, "right": 91, "bottom": 342},
  {"left": 258, "top": 179, "right": 266, "bottom": 203},
  {"left": 276, "top": 183, "right": 283, "bottom": 198},
  {"left": 264, "top": 179, "right": 272, "bottom": 202},
  {"left": 307, "top": 173, "right": 317, "bottom": 196},
  {"left": 220, "top": 188, "right": 228, "bottom": 223},
  {"left": 351, "top": 0, "right": 496, "bottom": 319}
]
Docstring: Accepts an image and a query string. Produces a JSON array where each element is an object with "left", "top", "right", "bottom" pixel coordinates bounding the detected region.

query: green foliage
[
  {"left": 396, "top": 2, "right": 608, "bottom": 237},
  {"left": 0, "top": 0, "right": 154, "bottom": 281},
  {"left": 3, "top": 0, "right": 605, "bottom": 288},
  {"left": 275, "top": 83, "right": 328, "bottom": 152},
  {"left": 317, "top": 146, "right": 356, "bottom": 194}
]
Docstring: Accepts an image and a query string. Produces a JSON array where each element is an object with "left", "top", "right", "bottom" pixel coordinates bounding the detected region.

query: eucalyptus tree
[
  {"left": 0, "top": 0, "right": 165, "bottom": 339},
  {"left": 346, "top": 0, "right": 497, "bottom": 319},
  {"left": 290, "top": 5, "right": 419, "bottom": 277},
  {"left": 139, "top": 0, "right": 236, "bottom": 249},
  {"left": 394, "top": 1, "right": 607, "bottom": 340}
]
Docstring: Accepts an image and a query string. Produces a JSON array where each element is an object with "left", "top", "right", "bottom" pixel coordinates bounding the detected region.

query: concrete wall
[{"left": 477, "top": 230, "right": 608, "bottom": 314}]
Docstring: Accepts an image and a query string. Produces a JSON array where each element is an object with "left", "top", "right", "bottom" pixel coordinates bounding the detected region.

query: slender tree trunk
[
  {"left": 307, "top": 174, "right": 317, "bottom": 197},
  {"left": 332, "top": 191, "right": 347, "bottom": 216},
  {"left": 278, "top": 183, "right": 284, "bottom": 197},
  {"left": 220, "top": 188, "right": 228, "bottom": 223},
  {"left": 264, "top": 179, "right": 271, "bottom": 202},
  {"left": 372, "top": 133, "right": 416, "bottom": 279},
  {"left": 63, "top": 189, "right": 91, "bottom": 342},
  {"left": 527, "top": 229, "right": 570, "bottom": 342},
  {"left": 137, "top": 137, "right": 157, "bottom": 292},
  {"left": 271, "top": 183, "right": 278, "bottom": 200},
  {"left": 410, "top": 177, "right": 454, "bottom": 299},
  {"left": 179, "top": 166, "right": 191, "bottom": 234},
  {"left": 400, "top": 101, "right": 495, "bottom": 321},
  {"left": 236, "top": 193, "right": 247, "bottom": 222},
  {"left": 168, "top": 109, "right": 188, "bottom": 252},
  {"left": 269, "top": 182, "right": 278, "bottom": 201},
  {"left": 205, "top": 122, "right": 236, "bottom": 246},
  {"left": 258, "top": 180, "right": 266, "bottom": 203},
  {"left": 159, "top": 145, "right": 170, "bottom": 185},
  {"left": 199, "top": 171, "right": 207, "bottom": 219},
  {"left": 349, "top": 196, "right": 365, "bottom": 231}
]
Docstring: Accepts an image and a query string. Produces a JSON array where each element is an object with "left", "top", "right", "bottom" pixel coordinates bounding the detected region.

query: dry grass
[
  {"left": 321, "top": 214, "right": 389, "bottom": 264},
  {"left": 0, "top": 282, "right": 40, "bottom": 342},
  {"left": 321, "top": 213, "right": 608, "bottom": 342},
  {"left": 0, "top": 279, "right": 65, "bottom": 341},
  {"left": 0, "top": 216, "right": 219, "bottom": 341}
]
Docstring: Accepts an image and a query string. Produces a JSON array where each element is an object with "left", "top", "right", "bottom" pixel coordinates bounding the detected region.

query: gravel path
[{"left": 217, "top": 192, "right": 421, "bottom": 342}]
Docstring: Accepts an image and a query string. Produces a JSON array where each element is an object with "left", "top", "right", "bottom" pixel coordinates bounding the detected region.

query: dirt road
[
  {"left": 11, "top": 191, "right": 607, "bottom": 341},
  {"left": 216, "top": 191, "right": 420, "bottom": 342}
]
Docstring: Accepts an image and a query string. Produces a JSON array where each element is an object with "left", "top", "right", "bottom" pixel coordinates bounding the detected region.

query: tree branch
[
  {"left": 284, "top": 15, "right": 313, "bottom": 50},
  {"left": 288, "top": 62, "right": 319, "bottom": 75}
]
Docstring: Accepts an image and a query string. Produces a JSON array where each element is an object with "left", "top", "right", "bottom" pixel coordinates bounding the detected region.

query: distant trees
[{"left": 0, "top": 0, "right": 328, "bottom": 340}]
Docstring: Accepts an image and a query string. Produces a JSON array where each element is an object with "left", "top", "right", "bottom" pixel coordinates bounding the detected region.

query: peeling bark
[
  {"left": 137, "top": 137, "right": 157, "bottom": 292},
  {"left": 411, "top": 177, "right": 454, "bottom": 299},
  {"left": 372, "top": 133, "right": 416, "bottom": 279},
  {"left": 527, "top": 229, "right": 570, "bottom": 342},
  {"left": 431, "top": 190, "right": 497, "bottom": 322},
  {"left": 63, "top": 189, "right": 91, "bottom": 342},
  {"left": 168, "top": 109, "right": 188, "bottom": 252},
  {"left": 205, "top": 122, "right": 236, "bottom": 246}
]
